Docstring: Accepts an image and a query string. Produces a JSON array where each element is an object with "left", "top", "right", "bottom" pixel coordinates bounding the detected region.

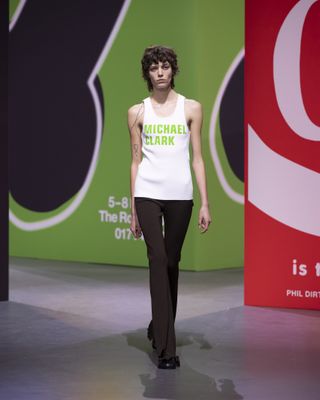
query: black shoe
[{"left": 158, "top": 356, "right": 180, "bottom": 369}]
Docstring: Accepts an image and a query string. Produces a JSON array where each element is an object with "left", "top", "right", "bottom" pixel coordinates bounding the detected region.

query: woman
[{"left": 128, "top": 45, "right": 211, "bottom": 369}]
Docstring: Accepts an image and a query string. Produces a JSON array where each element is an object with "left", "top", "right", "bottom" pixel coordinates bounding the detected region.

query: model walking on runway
[{"left": 128, "top": 45, "right": 211, "bottom": 369}]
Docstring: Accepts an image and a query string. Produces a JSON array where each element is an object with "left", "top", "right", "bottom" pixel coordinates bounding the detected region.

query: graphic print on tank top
[{"left": 134, "top": 94, "right": 193, "bottom": 200}]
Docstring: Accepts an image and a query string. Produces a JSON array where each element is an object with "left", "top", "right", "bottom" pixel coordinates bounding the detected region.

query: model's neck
[{"left": 151, "top": 88, "right": 177, "bottom": 104}]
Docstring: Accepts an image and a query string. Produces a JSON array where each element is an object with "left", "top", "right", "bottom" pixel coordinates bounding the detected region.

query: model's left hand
[{"left": 198, "top": 205, "right": 212, "bottom": 233}]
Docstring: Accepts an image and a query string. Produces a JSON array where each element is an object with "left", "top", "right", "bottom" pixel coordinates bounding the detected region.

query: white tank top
[{"left": 134, "top": 93, "right": 193, "bottom": 200}]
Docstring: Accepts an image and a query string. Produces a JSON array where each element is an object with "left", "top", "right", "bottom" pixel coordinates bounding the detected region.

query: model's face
[{"left": 148, "top": 61, "right": 172, "bottom": 90}]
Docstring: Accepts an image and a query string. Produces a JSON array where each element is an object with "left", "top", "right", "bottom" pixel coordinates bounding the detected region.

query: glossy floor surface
[{"left": 1, "top": 257, "right": 319, "bottom": 400}]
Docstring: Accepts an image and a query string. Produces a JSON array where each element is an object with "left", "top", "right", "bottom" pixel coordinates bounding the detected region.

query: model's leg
[
  {"left": 135, "top": 198, "right": 176, "bottom": 358},
  {"left": 163, "top": 200, "right": 193, "bottom": 321}
]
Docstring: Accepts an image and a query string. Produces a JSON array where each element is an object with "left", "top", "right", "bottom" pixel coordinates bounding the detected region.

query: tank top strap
[
  {"left": 175, "top": 94, "right": 185, "bottom": 115},
  {"left": 174, "top": 94, "right": 188, "bottom": 128},
  {"left": 142, "top": 97, "right": 151, "bottom": 114}
]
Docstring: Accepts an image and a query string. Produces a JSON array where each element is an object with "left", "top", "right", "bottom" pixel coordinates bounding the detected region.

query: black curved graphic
[
  {"left": 219, "top": 58, "right": 244, "bottom": 182},
  {"left": 9, "top": 0, "right": 125, "bottom": 212}
]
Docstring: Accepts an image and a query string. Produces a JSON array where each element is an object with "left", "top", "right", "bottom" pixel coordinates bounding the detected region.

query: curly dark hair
[{"left": 141, "top": 45, "right": 179, "bottom": 91}]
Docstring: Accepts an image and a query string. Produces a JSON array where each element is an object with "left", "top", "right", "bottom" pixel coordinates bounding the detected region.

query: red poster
[{"left": 245, "top": 0, "right": 320, "bottom": 309}]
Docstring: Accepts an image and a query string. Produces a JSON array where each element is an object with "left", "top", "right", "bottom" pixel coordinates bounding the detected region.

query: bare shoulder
[
  {"left": 185, "top": 98, "right": 202, "bottom": 110},
  {"left": 128, "top": 102, "right": 144, "bottom": 117},
  {"left": 185, "top": 98, "right": 203, "bottom": 121},
  {"left": 127, "top": 102, "right": 144, "bottom": 128}
]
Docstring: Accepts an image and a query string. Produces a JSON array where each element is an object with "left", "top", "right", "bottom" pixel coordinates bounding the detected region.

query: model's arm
[
  {"left": 188, "top": 100, "right": 212, "bottom": 233},
  {"left": 128, "top": 104, "right": 143, "bottom": 238}
]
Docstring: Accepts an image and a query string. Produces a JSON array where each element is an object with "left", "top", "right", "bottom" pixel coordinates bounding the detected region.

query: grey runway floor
[{"left": 1, "top": 257, "right": 319, "bottom": 400}]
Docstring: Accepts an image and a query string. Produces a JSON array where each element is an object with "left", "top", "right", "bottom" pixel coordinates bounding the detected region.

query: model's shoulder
[
  {"left": 128, "top": 102, "right": 144, "bottom": 116},
  {"left": 184, "top": 98, "right": 202, "bottom": 113},
  {"left": 185, "top": 98, "right": 202, "bottom": 108}
]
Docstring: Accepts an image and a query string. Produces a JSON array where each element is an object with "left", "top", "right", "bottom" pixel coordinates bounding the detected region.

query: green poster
[{"left": 9, "top": 0, "right": 244, "bottom": 271}]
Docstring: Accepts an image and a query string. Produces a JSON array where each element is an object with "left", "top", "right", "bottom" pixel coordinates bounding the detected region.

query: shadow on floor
[{"left": 124, "top": 327, "right": 243, "bottom": 400}]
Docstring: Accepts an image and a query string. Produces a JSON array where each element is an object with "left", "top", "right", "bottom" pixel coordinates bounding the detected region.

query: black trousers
[{"left": 135, "top": 197, "right": 193, "bottom": 358}]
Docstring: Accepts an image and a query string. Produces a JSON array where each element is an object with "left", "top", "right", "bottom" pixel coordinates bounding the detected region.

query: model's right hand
[{"left": 130, "top": 215, "right": 142, "bottom": 239}]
